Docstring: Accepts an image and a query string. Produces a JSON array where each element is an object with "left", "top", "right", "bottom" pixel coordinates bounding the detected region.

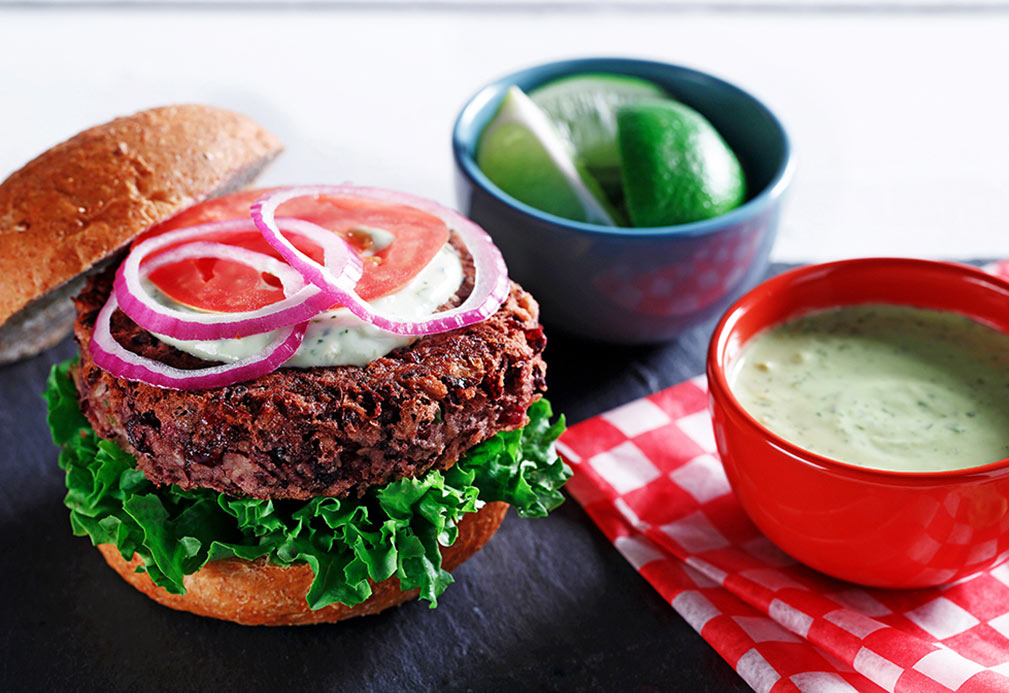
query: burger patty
[{"left": 71, "top": 256, "right": 547, "bottom": 501}]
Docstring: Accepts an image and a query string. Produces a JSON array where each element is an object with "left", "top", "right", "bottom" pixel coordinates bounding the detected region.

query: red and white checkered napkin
[{"left": 556, "top": 263, "right": 1009, "bottom": 693}]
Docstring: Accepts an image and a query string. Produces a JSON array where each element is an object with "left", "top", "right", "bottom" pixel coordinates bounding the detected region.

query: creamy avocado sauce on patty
[{"left": 730, "top": 304, "right": 1009, "bottom": 472}]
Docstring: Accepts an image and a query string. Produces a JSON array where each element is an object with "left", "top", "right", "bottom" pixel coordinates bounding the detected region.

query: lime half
[
  {"left": 476, "top": 86, "right": 619, "bottom": 225},
  {"left": 530, "top": 73, "right": 667, "bottom": 195},
  {"left": 617, "top": 98, "right": 746, "bottom": 227}
]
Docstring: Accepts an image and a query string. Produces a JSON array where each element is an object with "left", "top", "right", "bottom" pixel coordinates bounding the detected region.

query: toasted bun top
[{"left": 0, "top": 104, "right": 282, "bottom": 327}]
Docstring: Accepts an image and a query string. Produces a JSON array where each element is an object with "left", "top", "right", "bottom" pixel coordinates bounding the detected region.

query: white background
[{"left": 1, "top": 5, "right": 1007, "bottom": 262}]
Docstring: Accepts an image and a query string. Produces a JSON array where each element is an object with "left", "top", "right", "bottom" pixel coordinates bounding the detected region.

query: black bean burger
[{"left": 2, "top": 105, "right": 569, "bottom": 625}]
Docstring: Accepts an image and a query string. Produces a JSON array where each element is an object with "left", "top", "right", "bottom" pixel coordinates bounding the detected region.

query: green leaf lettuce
[{"left": 46, "top": 359, "right": 569, "bottom": 610}]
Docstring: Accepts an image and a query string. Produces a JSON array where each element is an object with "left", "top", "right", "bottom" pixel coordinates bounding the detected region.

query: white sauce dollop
[{"left": 151, "top": 241, "right": 464, "bottom": 368}]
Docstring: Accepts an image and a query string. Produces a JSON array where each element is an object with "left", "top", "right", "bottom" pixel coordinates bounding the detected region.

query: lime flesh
[
  {"left": 531, "top": 73, "right": 667, "bottom": 172},
  {"left": 530, "top": 73, "right": 667, "bottom": 199},
  {"left": 617, "top": 98, "right": 746, "bottom": 227},
  {"left": 476, "top": 86, "right": 619, "bottom": 225}
]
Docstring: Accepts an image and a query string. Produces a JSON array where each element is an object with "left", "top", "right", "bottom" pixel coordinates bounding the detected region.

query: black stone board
[{"left": 3, "top": 261, "right": 991, "bottom": 692}]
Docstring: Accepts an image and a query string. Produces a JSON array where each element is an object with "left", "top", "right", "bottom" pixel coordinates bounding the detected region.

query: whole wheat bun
[
  {"left": 97, "top": 501, "right": 509, "bottom": 626},
  {"left": 0, "top": 104, "right": 282, "bottom": 364}
]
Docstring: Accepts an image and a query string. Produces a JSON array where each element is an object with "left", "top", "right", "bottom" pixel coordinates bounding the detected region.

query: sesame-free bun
[
  {"left": 0, "top": 104, "right": 282, "bottom": 364},
  {"left": 97, "top": 501, "right": 509, "bottom": 626}
]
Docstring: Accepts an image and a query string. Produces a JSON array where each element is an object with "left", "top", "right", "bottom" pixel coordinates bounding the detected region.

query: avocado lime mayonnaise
[
  {"left": 730, "top": 304, "right": 1009, "bottom": 472},
  {"left": 151, "top": 240, "right": 464, "bottom": 368}
]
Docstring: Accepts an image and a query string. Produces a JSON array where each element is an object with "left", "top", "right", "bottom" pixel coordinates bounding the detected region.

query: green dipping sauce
[{"left": 730, "top": 304, "right": 1009, "bottom": 472}]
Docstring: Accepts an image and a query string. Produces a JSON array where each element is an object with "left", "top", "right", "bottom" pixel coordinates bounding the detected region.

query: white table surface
[{"left": 1, "top": 6, "right": 1007, "bottom": 263}]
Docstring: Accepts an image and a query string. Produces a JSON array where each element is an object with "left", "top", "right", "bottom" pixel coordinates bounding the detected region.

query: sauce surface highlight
[{"left": 730, "top": 304, "right": 1009, "bottom": 472}]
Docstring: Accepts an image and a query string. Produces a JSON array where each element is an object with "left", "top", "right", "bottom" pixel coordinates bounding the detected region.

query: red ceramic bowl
[{"left": 707, "top": 258, "right": 1009, "bottom": 588}]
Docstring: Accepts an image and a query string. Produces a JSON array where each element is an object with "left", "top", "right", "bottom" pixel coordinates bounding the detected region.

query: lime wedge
[
  {"left": 530, "top": 73, "right": 667, "bottom": 195},
  {"left": 476, "top": 86, "right": 619, "bottom": 225},
  {"left": 617, "top": 98, "right": 746, "bottom": 227}
]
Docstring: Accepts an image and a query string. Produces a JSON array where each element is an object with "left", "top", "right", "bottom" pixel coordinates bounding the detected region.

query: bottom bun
[{"left": 98, "top": 500, "right": 509, "bottom": 626}]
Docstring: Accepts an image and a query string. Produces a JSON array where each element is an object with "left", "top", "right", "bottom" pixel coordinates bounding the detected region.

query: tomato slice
[{"left": 138, "top": 188, "right": 451, "bottom": 313}]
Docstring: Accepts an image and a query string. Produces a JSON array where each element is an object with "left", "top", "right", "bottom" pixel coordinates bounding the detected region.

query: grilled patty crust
[{"left": 71, "top": 261, "right": 547, "bottom": 501}]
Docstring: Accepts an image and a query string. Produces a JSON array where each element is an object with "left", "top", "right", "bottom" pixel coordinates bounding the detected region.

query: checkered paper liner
[{"left": 556, "top": 262, "right": 1009, "bottom": 693}]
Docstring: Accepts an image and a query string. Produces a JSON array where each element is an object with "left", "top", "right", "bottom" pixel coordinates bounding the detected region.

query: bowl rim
[
  {"left": 707, "top": 257, "right": 1009, "bottom": 482},
  {"left": 451, "top": 56, "right": 795, "bottom": 239}
]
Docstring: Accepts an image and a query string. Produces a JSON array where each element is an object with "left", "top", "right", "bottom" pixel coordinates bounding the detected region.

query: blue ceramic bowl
[{"left": 452, "top": 57, "right": 794, "bottom": 343}]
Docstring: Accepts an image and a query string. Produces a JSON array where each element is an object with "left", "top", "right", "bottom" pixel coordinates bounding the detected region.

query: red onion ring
[
  {"left": 115, "top": 218, "right": 362, "bottom": 340},
  {"left": 89, "top": 293, "right": 307, "bottom": 390},
  {"left": 92, "top": 185, "right": 510, "bottom": 391},
  {"left": 250, "top": 186, "right": 509, "bottom": 335}
]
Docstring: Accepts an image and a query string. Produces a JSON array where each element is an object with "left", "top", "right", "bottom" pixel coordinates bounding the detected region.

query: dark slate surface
[{"left": 13, "top": 261, "right": 989, "bottom": 692}]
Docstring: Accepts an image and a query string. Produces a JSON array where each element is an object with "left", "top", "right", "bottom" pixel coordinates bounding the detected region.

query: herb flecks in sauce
[{"left": 730, "top": 304, "right": 1009, "bottom": 472}]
